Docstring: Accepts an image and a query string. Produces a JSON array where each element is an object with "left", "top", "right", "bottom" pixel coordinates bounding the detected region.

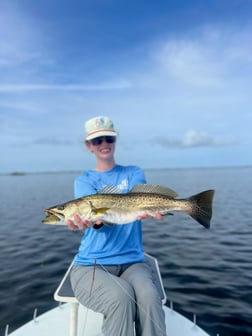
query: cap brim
[{"left": 86, "top": 130, "right": 117, "bottom": 141}]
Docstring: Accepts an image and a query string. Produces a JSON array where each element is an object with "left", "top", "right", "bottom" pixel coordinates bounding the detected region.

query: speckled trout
[{"left": 42, "top": 184, "right": 214, "bottom": 228}]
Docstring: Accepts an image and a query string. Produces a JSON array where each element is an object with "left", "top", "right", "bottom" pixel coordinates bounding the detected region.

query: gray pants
[{"left": 70, "top": 262, "right": 166, "bottom": 336}]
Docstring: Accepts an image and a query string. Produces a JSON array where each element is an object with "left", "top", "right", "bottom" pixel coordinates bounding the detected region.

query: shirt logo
[{"left": 118, "top": 179, "right": 128, "bottom": 191}]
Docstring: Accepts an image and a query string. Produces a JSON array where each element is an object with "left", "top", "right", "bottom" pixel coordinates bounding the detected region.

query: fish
[{"left": 42, "top": 184, "right": 215, "bottom": 229}]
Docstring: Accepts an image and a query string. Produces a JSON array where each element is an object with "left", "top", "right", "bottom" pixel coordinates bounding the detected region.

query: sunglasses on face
[{"left": 89, "top": 136, "right": 116, "bottom": 146}]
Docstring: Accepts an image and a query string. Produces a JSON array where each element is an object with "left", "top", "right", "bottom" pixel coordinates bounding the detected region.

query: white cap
[{"left": 85, "top": 116, "right": 117, "bottom": 141}]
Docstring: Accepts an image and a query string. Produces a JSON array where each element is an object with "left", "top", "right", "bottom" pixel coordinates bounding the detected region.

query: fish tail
[{"left": 188, "top": 190, "right": 215, "bottom": 228}]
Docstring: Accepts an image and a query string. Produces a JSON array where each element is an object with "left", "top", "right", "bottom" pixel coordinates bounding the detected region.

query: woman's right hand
[{"left": 67, "top": 215, "right": 103, "bottom": 231}]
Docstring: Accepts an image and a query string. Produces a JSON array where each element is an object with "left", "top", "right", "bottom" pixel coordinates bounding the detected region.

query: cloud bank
[{"left": 153, "top": 130, "right": 237, "bottom": 148}]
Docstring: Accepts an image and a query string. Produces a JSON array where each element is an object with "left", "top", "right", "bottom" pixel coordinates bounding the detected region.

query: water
[{"left": 0, "top": 167, "right": 252, "bottom": 336}]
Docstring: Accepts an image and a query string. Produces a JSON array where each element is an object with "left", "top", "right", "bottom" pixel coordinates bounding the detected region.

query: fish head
[
  {"left": 42, "top": 203, "right": 69, "bottom": 225},
  {"left": 42, "top": 199, "right": 94, "bottom": 225},
  {"left": 42, "top": 200, "right": 80, "bottom": 225}
]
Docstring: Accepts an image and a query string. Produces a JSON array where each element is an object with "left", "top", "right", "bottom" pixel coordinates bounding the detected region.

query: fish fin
[
  {"left": 92, "top": 207, "right": 110, "bottom": 215},
  {"left": 188, "top": 190, "right": 215, "bottom": 228},
  {"left": 97, "top": 185, "right": 123, "bottom": 194},
  {"left": 86, "top": 200, "right": 110, "bottom": 216},
  {"left": 130, "top": 184, "right": 178, "bottom": 198}
]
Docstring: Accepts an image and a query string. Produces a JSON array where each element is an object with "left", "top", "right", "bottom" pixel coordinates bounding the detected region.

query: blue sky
[{"left": 1, "top": 0, "right": 252, "bottom": 173}]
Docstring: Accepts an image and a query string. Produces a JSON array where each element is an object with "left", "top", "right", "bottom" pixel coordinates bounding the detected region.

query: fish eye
[{"left": 57, "top": 205, "right": 65, "bottom": 210}]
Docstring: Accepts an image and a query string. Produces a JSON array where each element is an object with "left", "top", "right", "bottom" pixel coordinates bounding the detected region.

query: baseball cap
[{"left": 85, "top": 116, "right": 117, "bottom": 141}]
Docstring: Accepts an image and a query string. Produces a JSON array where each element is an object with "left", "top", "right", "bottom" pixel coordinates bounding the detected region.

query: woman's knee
[
  {"left": 110, "top": 281, "right": 135, "bottom": 306},
  {"left": 137, "top": 283, "right": 161, "bottom": 306}
]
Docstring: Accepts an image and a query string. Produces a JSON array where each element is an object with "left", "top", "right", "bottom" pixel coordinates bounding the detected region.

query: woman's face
[{"left": 86, "top": 136, "right": 116, "bottom": 161}]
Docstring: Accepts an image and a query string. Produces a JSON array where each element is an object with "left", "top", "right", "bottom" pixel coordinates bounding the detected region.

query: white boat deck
[{"left": 9, "top": 302, "right": 210, "bottom": 336}]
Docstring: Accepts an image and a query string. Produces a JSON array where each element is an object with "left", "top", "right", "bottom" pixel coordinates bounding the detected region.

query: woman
[{"left": 67, "top": 116, "right": 166, "bottom": 336}]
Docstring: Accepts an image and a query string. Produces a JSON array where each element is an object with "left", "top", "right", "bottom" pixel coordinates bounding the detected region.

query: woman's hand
[{"left": 67, "top": 215, "right": 103, "bottom": 231}]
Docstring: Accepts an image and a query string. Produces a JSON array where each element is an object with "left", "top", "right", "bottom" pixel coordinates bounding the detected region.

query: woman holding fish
[{"left": 67, "top": 116, "right": 167, "bottom": 336}]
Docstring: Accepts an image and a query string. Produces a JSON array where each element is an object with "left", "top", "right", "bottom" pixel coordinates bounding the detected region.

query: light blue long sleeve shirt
[{"left": 73, "top": 165, "right": 147, "bottom": 266}]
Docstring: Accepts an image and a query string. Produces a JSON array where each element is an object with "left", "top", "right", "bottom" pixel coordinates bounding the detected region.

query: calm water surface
[{"left": 0, "top": 167, "right": 252, "bottom": 336}]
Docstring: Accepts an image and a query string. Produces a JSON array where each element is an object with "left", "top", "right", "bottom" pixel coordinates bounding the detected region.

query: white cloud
[
  {"left": 153, "top": 130, "right": 237, "bottom": 149},
  {"left": 154, "top": 25, "right": 252, "bottom": 87},
  {"left": 156, "top": 39, "right": 220, "bottom": 86},
  {"left": 0, "top": 80, "right": 131, "bottom": 92},
  {"left": 181, "top": 130, "right": 214, "bottom": 147}
]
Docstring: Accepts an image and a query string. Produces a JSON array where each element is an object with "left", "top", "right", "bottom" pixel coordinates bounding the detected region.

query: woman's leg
[
  {"left": 121, "top": 262, "right": 166, "bottom": 336},
  {"left": 70, "top": 265, "right": 136, "bottom": 336}
]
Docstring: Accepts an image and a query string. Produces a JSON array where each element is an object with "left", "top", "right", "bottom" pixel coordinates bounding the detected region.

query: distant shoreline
[
  {"left": 1, "top": 165, "right": 252, "bottom": 176},
  {"left": 1, "top": 170, "right": 83, "bottom": 176}
]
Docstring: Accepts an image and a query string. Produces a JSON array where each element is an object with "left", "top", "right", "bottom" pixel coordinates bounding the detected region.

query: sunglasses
[{"left": 89, "top": 136, "right": 116, "bottom": 146}]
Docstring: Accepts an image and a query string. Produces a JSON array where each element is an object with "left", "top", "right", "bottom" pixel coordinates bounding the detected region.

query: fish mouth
[{"left": 42, "top": 209, "right": 65, "bottom": 224}]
